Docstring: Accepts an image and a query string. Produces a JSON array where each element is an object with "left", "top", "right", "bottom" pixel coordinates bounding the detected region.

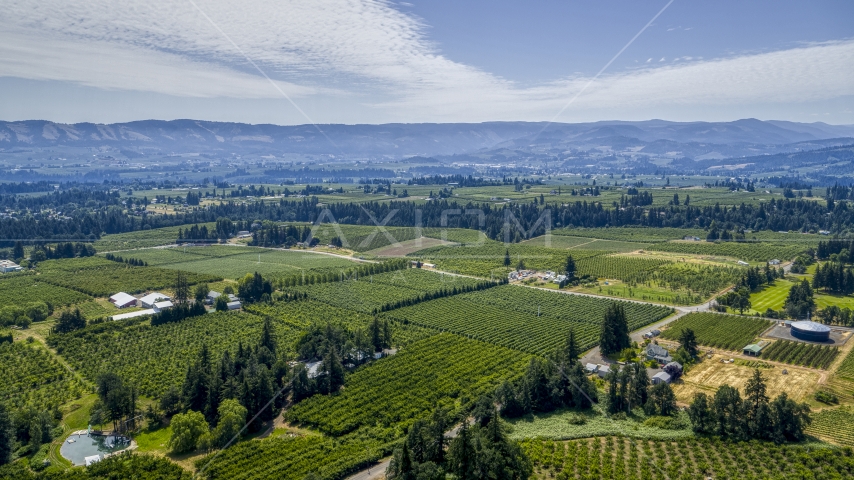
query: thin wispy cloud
[{"left": 1, "top": 0, "right": 852, "bottom": 123}]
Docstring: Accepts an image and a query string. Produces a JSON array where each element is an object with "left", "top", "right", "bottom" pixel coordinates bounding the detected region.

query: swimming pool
[{"left": 59, "top": 432, "right": 130, "bottom": 466}]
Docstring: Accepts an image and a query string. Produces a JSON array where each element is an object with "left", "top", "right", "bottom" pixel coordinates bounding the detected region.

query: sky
[{"left": 0, "top": 0, "right": 853, "bottom": 125}]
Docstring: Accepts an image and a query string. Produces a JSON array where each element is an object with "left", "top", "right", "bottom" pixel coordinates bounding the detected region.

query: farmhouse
[
  {"left": 645, "top": 344, "right": 671, "bottom": 363},
  {"left": 0, "top": 260, "right": 23, "bottom": 273},
  {"left": 109, "top": 292, "right": 137, "bottom": 309},
  {"left": 140, "top": 292, "right": 170, "bottom": 308},
  {"left": 652, "top": 371, "right": 672, "bottom": 385}
]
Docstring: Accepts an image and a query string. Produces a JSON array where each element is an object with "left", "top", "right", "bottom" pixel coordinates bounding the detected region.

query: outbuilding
[
  {"left": 652, "top": 372, "right": 672, "bottom": 385},
  {"left": 227, "top": 300, "right": 242, "bottom": 310},
  {"left": 0, "top": 260, "right": 23, "bottom": 273},
  {"left": 597, "top": 365, "right": 611, "bottom": 378},
  {"left": 206, "top": 291, "right": 221, "bottom": 305},
  {"left": 585, "top": 363, "right": 599, "bottom": 374},
  {"left": 140, "top": 292, "right": 170, "bottom": 308},
  {"left": 743, "top": 343, "right": 765, "bottom": 356},
  {"left": 109, "top": 292, "right": 137, "bottom": 309}
]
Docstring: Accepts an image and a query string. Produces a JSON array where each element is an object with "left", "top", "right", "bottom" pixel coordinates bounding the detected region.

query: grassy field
[
  {"left": 671, "top": 354, "right": 819, "bottom": 403},
  {"left": 506, "top": 409, "right": 694, "bottom": 441},
  {"left": 749, "top": 276, "right": 854, "bottom": 313}
]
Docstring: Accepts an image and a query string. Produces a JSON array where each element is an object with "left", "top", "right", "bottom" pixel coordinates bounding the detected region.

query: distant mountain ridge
[{"left": 1, "top": 118, "right": 852, "bottom": 158}]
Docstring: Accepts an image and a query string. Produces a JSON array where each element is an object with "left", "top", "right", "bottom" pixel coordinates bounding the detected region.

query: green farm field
[
  {"left": 119, "top": 246, "right": 359, "bottom": 279},
  {"left": 660, "top": 312, "right": 772, "bottom": 351},
  {"left": 384, "top": 285, "right": 673, "bottom": 354},
  {"left": 520, "top": 234, "right": 650, "bottom": 252}
]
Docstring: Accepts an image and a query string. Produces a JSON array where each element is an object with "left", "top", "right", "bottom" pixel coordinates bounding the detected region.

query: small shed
[
  {"left": 743, "top": 343, "right": 765, "bottom": 356},
  {"left": 109, "top": 292, "right": 137, "bottom": 309},
  {"left": 652, "top": 371, "right": 672, "bottom": 385}
]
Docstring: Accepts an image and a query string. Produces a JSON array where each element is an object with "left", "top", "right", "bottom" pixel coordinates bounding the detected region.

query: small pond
[{"left": 59, "top": 433, "right": 130, "bottom": 466}]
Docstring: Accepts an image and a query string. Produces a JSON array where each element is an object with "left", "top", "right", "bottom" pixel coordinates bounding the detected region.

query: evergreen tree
[
  {"left": 770, "top": 393, "right": 811, "bottom": 443},
  {"left": 647, "top": 382, "right": 677, "bottom": 416},
  {"left": 503, "top": 249, "right": 511, "bottom": 267},
  {"left": 563, "top": 329, "right": 579, "bottom": 365},
  {"left": 744, "top": 369, "right": 771, "bottom": 438},
  {"left": 678, "top": 328, "right": 699, "bottom": 358},
  {"left": 599, "top": 304, "right": 630, "bottom": 355},
  {"left": 447, "top": 420, "right": 475, "bottom": 479},
  {"left": 565, "top": 255, "right": 576, "bottom": 280},
  {"left": 712, "top": 385, "right": 744, "bottom": 439},
  {"left": 688, "top": 393, "right": 713, "bottom": 433},
  {"left": 174, "top": 272, "right": 190, "bottom": 305},
  {"left": 12, "top": 242, "right": 24, "bottom": 262}
]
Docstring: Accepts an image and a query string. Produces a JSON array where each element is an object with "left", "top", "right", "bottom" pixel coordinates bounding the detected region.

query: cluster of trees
[
  {"left": 292, "top": 318, "right": 392, "bottom": 401},
  {"left": 495, "top": 332, "right": 596, "bottom": 418},
  {"left": 688, "top": 370, "right": 811, "bottom": 443},
  {"left": 0, "top": 402, "right": 60, "bottom": 464},
  {"left": 604, "top": 363, "right": 677, "bottom": 417},
  {"left": 599, "top": 304, "right": 631, "bottom": 355},
  {"left": 162, "top": 319, "right": 288, "bottom": 453},
  {"left": 620, "top": 191, "right": 653, "bottom": 207},
  {"left": 89, "top": 373, "right": 139, "bottom": 434},
  {"left": 387, "top": 407, "right": 532, "bottom": 480},
  {"left": 784, "top": 279, "right": 816, "bottom": 319},
  {"left": 29, "top": 242, "right": 95, "bottom": 263},
  {"left": 812, "top": 261, "right": 854, "bottom": 295},
  {"left": 237, "top": 272, "right": 273, "bottom": 304},
  {"left": 816, "top": 238, "right": 854, "bottom": 261},
  {"left": 0, "top": 302, "right": 52, "bottom": 329},
  {"left": 249, "top": 223, "right": 317, "bottom": 248},
  {"left": 104, "top": 252, "right": 148, "bottom": 267},
  {"left": 817, "top": 305, "right": 854, "bottom": 327},
  {"left": 52, "top": 308, "right": 87, "bottom": 333},
  {"left": 719, "top": 264, "right": 785, "bottom": 315},
  {"left": 717, "top": 288, "right": 752, "bottom": 314},
  {"left": 407, "top": 174, "right": 511, "bottom": 187}
]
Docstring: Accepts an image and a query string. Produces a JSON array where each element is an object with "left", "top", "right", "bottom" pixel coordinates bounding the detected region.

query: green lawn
[
  {"left": 750, "top": 277, "right": 854, "bottom": 314},
  {"left": 749, "top": 279, "right": 796, "bottom": 313}
]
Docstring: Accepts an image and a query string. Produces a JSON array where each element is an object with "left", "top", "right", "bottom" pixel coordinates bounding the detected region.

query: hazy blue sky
[{"left": 1, "top": 0, "right": 852, "bottom": 125}]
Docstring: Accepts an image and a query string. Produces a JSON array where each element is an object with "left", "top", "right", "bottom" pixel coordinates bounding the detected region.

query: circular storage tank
[{"left": 790, "top": 320, "right": 831, "bottom": 342}]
